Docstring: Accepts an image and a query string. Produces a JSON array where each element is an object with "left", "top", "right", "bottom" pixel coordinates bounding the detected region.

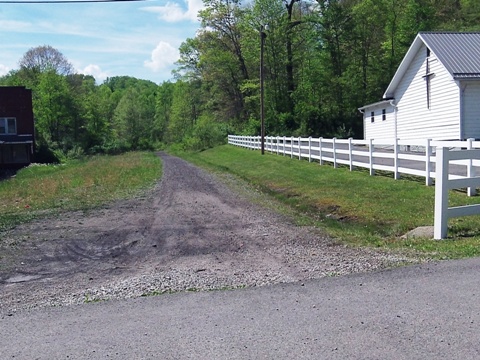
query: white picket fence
[{"left": 228, "top": 135, "right": 480, "bottom": 239}]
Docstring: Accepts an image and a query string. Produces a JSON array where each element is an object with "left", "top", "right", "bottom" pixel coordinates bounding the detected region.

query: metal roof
[
  {"left": 383, "top": 32, "right": 480, "bottom": 98},
  {"left": 419, "top": 32, "right": 480, "bottom": 79}
]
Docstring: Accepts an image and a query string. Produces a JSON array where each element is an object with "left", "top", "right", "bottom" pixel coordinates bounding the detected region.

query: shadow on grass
[{"left": 0, "top": 169, "right": 18, "bottom": 182}]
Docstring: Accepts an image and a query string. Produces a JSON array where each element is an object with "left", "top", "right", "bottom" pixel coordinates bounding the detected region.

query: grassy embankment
[
  {"left": 0, "top": 152, "right": 161, "bottom": 231},
  {"left": 173, "top": 145, "right": 480, "bottom": 259}
]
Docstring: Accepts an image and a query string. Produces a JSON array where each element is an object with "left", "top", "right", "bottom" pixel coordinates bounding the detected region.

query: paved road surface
[{"left": 2, "top": 257, "right": 480, "bottom": 359}]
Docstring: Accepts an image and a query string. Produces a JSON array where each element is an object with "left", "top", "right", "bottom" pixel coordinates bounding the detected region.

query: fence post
[
  {"left": 369, "top": 139, "right": 375, "bottom": 176},
  {"left": 434, "top": 147, "right": 449, "bottom": 239},
  {"left": 425, "top": 139, "right": 432, "bottom": 186},
  {"left": 394, "top": 137, "right": 400, "bottom": 180},
  {"left": 333, "top": 137, "right": 337, "bottom": 169},
  {"left": 467, "top": 138, "right": 476, "bottom": 196},
  {"left": 298, "top": 137, "right": 302, "bottom": 160},
  {"left": 283, "top": 136, "right": 286, "bottom": 156},
  {"left": 291, "top": 136, "right": 294, "bottom": 159},
  {"left": 348, "top": 137, "right": 354, "bottom": 171},
  {"left": 308, "top": 137, "right": 312, "bottom": 162},
  {"left": 319, "top": 137, "right": 323, "bottom": 165},
  {"left": 276, "top": 136, "right": 279, "bottom": 155}
]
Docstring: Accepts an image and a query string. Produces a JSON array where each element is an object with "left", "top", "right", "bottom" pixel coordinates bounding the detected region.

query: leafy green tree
[
  {"left": 397, "top": 0, "right": 437, "bottom": 48},
  {"left": 112, "top": 85, "right": 156, "bottom": 150},
  {"left": 177, "top": 0, "right": 252, "bottom": 124},
  {"left": 165, "top": 80, "right": 201, "bottom": 144},
  {"left": 154, "top": 81, "right": 175, "bottom": 143},
  {"left": 34, "top": 70, "right": 75, "bottom": 147},
  {"left": 311, "top": 0, "right": 355, "bottom": 135}
]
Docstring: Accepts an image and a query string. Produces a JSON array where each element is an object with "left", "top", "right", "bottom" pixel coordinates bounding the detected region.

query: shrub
[{"left": 183, "top": 116, "right": 227, "bottom": 151}]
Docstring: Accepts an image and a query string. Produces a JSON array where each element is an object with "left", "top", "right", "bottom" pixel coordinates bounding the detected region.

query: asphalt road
[{"left": 2, "top": 257, "right": 480, "bottom": 359}]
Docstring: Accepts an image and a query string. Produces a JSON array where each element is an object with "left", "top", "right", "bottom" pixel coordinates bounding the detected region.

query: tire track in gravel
[{"left": 0, "top": 152, "right": 423, "bottom": 313}]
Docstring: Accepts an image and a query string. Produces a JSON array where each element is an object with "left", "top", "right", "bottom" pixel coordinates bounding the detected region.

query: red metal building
[{"left": 0, "top": 86, "right": 35, "bottom": 168}]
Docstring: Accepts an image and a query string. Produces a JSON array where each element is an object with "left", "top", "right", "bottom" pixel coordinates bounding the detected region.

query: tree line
[{"left": 1, "top": 0, "right": 479, "bottom": 161}]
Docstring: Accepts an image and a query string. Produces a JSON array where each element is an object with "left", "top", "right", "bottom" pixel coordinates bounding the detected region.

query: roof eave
[
  {"left": 358, "top": 99, "right": 393, "bottom": 111},
  {"left": 454, "top": 74, "right": 480, "bottom": 80},
  {"left": 383, "top": 34, "right": 425, "bottom": 98}
]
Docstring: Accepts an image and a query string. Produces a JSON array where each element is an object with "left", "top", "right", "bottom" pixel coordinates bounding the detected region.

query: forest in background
[{"left": 1, "top": 0, "right": 480, "bottom": 162}]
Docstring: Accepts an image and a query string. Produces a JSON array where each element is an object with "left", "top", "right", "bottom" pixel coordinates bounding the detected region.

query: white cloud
[
  {"left": 142, "top": 0, "right": 204, "bottom": 22},
  {"left": 82, "top": 64, "right": 109, "bottom": 82},
  {"left": 0, "top": 64, "right": 10, "bottom": 76},
  {"left": 0, "top": 20, "right": 32, "bottom": 32},
  {"left": 144, "top": 41, "right": 180, "bottom": 72}
]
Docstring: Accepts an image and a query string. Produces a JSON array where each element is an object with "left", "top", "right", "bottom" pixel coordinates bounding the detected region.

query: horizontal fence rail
[{"left": 228, "top": 135, "right": 480, "bottom": 190}]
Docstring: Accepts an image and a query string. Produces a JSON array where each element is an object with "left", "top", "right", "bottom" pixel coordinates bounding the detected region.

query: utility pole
[{"left": 260, "top": 25, "right": 267, "bottom": 155}]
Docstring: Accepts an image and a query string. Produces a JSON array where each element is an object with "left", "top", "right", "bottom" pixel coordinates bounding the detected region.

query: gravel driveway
[{"left": 0, "top": 152, "right": 421, "bottom": 314}]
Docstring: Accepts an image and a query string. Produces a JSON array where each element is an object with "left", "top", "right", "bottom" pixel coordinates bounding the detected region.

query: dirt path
[{"left": 0, "top": 153, "right": 420, "bottom": 314}]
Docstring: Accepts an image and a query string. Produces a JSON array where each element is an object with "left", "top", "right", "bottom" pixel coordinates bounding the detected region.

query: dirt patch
[{"left": 0, "top": 152, "right": 422, "bottom": 314}]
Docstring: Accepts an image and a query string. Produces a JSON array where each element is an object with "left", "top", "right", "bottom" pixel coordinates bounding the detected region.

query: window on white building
[
  {"left": 370, "top": 111, "right": 374, "bottom": 123},
  {"left": 382, "top": 109, "right": 386, "bottom": 121}
]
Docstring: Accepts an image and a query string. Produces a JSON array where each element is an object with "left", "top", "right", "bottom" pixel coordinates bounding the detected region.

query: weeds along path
[{"left": 0, "top": 152, "right": 421, "bottom": 314}]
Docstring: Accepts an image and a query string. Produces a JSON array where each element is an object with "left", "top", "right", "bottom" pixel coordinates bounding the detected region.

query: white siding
[
  {"left": 363, "top": 105, "right": 395, "bottom": 140},
  {"left": 462, "top": 81, "right": 480, "bottom": 139},
  {"left": 394, "top": 44, "right": 460, "bottom": 140}
]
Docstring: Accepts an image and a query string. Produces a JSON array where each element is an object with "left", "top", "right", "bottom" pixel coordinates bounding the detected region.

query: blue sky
[{"left": 0, "top": 0, "right": 204, "bottom": 84}]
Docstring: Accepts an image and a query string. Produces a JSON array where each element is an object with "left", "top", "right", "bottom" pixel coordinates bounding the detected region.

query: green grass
[
  {"left": 0, "top": 152, "right": 161, "bottom": 230},
  {"left": 172, "top": 145, "right": 480, "bottom": 259}
]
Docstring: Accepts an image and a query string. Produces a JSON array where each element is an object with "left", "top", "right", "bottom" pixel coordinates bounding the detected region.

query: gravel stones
[{"left": 0, "top": 152, "right": 424, "bottom": 314}]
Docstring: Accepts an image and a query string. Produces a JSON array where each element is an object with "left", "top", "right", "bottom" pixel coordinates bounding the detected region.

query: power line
[{"left": 0, "top": 0, "right": 147, "bottom": 3}]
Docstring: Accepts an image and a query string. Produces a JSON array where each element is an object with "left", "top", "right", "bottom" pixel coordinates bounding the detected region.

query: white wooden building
[{"left": 359, "top": 32, "right": 480, "bottom": 141}]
